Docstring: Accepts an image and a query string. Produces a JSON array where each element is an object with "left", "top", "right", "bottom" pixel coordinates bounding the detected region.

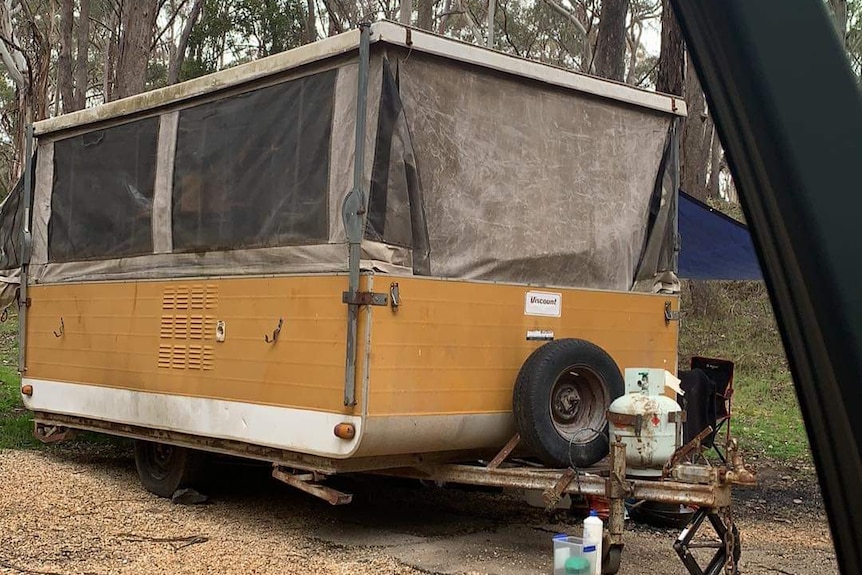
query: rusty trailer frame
[
  {"left": 33, "top": 413, "right": 750, "bottom": 575},
  {"left": 373, "top": 439, "right": 749, "bottom": 575}
]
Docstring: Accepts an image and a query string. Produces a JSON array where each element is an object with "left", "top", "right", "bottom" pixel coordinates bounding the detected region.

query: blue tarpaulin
[{"left": 678, "top": 191, "right": 763, "bottom": 280}]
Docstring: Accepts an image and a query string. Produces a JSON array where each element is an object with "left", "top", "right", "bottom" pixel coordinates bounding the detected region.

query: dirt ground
[{"left": 0, "top": 446, "right": 838, "bottom": 575}]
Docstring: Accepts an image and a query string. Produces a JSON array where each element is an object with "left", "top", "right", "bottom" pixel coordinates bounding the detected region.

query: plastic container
[
  {"left": 583, "top": 510, "right": 604, "bottom": 575},
  {"left": 552, "top": 535, "right": 585, "bottom": 575}
]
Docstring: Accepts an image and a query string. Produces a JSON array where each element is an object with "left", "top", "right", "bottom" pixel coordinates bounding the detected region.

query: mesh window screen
[
  {"left": 50, "top": 118, "right": 159, "bottom": 262},
  {"left": 172, "top": 70, "right": 336, "bottom": 252}
]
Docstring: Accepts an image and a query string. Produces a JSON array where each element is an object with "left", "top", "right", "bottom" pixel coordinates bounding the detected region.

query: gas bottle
[
  {"left": 608, "top": 368, "right": 683, "bottom": 477},
  {"left": 583, "top": 510, "right": 603, "bottom": 575}
]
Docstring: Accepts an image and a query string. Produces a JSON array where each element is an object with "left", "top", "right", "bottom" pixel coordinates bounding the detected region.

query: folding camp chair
[{"left": 690, "top": 356, "right": 735, "bottom": 463}]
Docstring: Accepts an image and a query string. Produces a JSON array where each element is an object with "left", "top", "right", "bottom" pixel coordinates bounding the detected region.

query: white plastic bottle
[{"left": 582, "top": 510, "right": 603, "bottom": 575}]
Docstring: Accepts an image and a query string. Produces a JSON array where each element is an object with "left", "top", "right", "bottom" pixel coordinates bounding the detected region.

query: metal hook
[
  {"left": 0, "top": 307, "right": 8, "bottom": 323},
  {"left": 53, "top": 317, "right": 64, "bottom": 338},
  {"left": 264, "top": 318, "right": 283, "bottom": 343}
]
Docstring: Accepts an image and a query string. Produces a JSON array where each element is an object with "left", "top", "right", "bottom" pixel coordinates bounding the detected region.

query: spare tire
[{"left": 513, "top": 339, "right": 624, "bottom": 468}]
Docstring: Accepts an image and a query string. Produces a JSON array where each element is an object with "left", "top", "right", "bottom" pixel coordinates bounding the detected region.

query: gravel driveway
[{"left": 0, "top": 446, "right": 838, "bottom": 575}]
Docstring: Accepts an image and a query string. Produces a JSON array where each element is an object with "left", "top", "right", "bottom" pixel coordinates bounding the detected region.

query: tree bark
[
  {"left": 417, "top": 0, "right": 433, "bottom": 30},
  {"left": 707, "top": 127, "right": 722, "bottom": 200},
  {"left": 0, "top": 0, "right": 29, "bottom": 184},
  {"left": 593, "top": 0, "right": 628, "bottom": 81},
  {"left": 625, "top": 23, "right": 641, "bottom": 85},
  {"left": 114, "top": 0, "right": 159, "bottom": 100},
  {"left": 103, "top": 3, "right": 117, "bottom": 102},
  {"left": 437, "top": 0, "right": 450, "bottom": 33},
  {"left": 167, "top": 0, "right": 203, "bottom": 85},
  {"left": 400, "top": 0, "right": 412, "bottom": 25},
  {"left": 74, "top": 0, "right": 90, "bottom": 110},
  {"left": 681, "top": 54, "right": 710, "bottom": 201},
  {"left": 829, "top": 0, "right": 847, "bottom": 47},
  {"left": 305, "top": 0, "right": 317, "bottom": 44},
  {"left": 656, "top": 0, "right": 684, "bottom": 95},
  {"left": 58, "top": 0, "right": 75, "bottom": 113}
]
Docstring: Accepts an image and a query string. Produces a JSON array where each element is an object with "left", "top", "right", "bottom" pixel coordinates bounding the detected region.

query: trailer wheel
[
  {"left": 134, "top": 440, "right": 204, "bottom": 498},
  {"left": 513, "top": 339, "right": 624, "bottom": 468}
]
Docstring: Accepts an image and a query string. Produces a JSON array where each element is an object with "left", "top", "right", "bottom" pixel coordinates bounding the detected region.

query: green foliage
[
  {"left": 184, "top": 0, "right": 307, "bottom": 81},
  {"left": 146, "top": 60, "right": 169, "bottom": 92}
]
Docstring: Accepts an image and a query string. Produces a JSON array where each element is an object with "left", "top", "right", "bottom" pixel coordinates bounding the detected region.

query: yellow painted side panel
[
  {"left": 26, "top": 275, "right": 361, "bottom": 415},
  {"left": 368, "top": 277, "right": 678, "bottom": 416}
]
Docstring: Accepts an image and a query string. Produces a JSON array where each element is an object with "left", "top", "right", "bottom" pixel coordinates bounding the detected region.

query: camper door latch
[
  {"left": 342, "top": 291, "right": 388, "bottom": 306},
  {"left": 664, "top": 301, "right": 679, "bottom": 324}
]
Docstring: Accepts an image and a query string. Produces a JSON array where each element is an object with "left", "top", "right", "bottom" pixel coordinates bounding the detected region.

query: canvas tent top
[
  {"left": 33, "top": 22, "right": 686, "bottom": 137},
  {"left": 0, "top": 22, "right": 686, "bottom": 308}
]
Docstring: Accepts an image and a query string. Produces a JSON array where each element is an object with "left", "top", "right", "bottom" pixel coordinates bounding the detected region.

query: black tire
[
  {"left": 513, "top": 339, "right": 624, "bottom": 468},
  {"left": 133, "top": 440, "right": 204, "bottom": 498}
]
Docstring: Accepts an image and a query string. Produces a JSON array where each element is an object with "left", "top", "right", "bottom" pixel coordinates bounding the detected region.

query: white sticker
[
  {"left": 525, "top": 291, "right": 562, "bottom": 317},
  {"left": 526, "top": 329, "right": 555, "bottom": 341}
]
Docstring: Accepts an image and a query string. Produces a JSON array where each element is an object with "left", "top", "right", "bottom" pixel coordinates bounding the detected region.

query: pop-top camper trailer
[{"left": 0, "top": 22, "right": 685, "bottom": 499}]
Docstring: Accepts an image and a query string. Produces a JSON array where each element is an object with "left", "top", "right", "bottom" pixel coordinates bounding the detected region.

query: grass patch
[
  {"left": 678, "top": 281, "right": 810, "bottom": 463},
  {"left": 0, "top": 310, "right": 40, "bottom": 449}
]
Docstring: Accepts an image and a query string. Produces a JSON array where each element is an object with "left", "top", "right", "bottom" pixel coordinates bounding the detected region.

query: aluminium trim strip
[{"left": 371, "top": 21, "right": 687, "bottom": 117}]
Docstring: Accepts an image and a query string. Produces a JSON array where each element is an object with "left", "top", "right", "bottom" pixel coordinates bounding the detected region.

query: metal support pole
[
  {"left": 18, "top": 123, "right": 33, "bottom": 374},
  {"left": 341, "top": 23, "right": 371, "bottom": 407}
]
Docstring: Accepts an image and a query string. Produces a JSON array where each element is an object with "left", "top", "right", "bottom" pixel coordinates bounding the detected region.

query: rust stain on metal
[
  {"left": 272, "top": 466, "right": 353, "bottom": 505},
  {"left": 487, "top": 433, "right": 520, "bottom": 469},
  {"left": 662, "top": 425, "right": 713, "bottom": 478},
  {"left": 33, "top": 423, "right": 77, "bottom": 443},
  {"left": 542, "top": 467, "right": 577, "bottom": 508}
]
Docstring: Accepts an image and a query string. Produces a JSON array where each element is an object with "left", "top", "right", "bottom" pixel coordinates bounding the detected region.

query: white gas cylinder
[{"left": 608, "top": 368, "right": 683, "bottom": 477}]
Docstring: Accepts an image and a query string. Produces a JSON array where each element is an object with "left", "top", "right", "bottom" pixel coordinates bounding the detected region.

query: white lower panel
[
  {"left": 355, "top": 412, "right": 516, "bottom": 457},
  {"left": 22, "top": 379, "right": 362, "bottom": 458}
]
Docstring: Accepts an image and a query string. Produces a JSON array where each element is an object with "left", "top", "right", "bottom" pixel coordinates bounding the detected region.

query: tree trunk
[
  {"left": 593, "top": 0, "right": 628, "bottom": 81},
  {"left": 486, "top": 0, "right": 495, "bottom": 47},
  {"left": 74, "top": 0, "right": 90, "bottom": 110},
  {"left": 322, "top": 0, "right": 343, "bottom": 35},
  {"left": 707, "top": 127, "right": 722, "bottom": 200},
  {"left": 167, "top": 0, "right": 203, "bottom": 85},
  {"left": 114, "top": 0, "right": 159, "bottom": 100},
  {"left": 437, "top": 0, "right": 451, "bottom": 34},
  {"left": 0, "top": 0, "right": 30, "bottom": 183},
  {"left": 305, "top": 0, "right": 317, "bottom": 44},
  {"left": 417, "top": 0, "right": 433, "bottom": 30},
  {"left": 656, "top": 0, "right": 684, "bottom": 95},
  {"left": 625, "top": 25, "right": 640, "bottom": 85},
  {"left": 400, "top": 0, "right": 412, "bottom": 25},
  {"left": 103, "top": 4, "right": 117, "bottom": 102},
  {"left": 681, "top": 54, "right": 710, "bottom": 201},
  {"left": 58, "top": 0, "right": 75, "bottom": 113},
  {"left": 829, "top": 0, "right": 847, "bottom": 47}
]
